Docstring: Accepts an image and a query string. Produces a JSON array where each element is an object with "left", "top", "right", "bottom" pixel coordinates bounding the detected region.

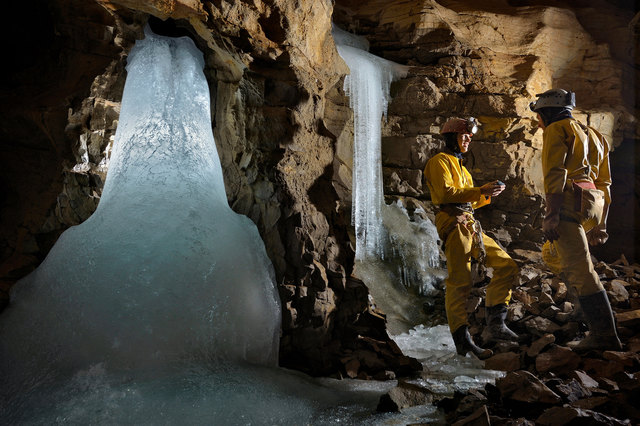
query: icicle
[{"left": 333, "top": 25, "right": 408, "bottom": 261}]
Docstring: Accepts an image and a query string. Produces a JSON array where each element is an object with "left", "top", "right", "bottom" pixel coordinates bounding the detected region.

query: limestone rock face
[
  {"left": 0, "top": 0, "right": 638, "bottom": 377},
  {"left": 0, "top": 0, "right": 131, "bottom": 301}
]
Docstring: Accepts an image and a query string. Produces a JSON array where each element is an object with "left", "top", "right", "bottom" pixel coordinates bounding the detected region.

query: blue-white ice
[
  {"left": 394, "top": 325, "right": 505, "bottom": 394},
  {"left": 333, "top": 26, "right": 446, "bottom": 332},
  {"left": 1, "top": 25, "right": 281, "bottom": 372},
  {"left": 333, "top": 25, "right": 409, "bottom": 261},
  {"left": 0, "top": 26, "right": 294, "bottom": 420},
  {"left": 355, "top": 201, "right": 446, "bottom": 334}
]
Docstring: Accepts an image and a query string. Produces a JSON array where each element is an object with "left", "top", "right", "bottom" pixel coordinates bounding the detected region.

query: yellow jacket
[
  {"left": 424, "top": 152, "right": 490, "bottom": 209},
  {"left": 542, "top": 118, "right": 611, "bottom": 204}
]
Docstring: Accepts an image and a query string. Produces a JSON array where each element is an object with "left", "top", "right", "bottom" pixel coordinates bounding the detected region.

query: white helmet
[{"left": 529, "top": 89, "right": 576, "bottom": 112}]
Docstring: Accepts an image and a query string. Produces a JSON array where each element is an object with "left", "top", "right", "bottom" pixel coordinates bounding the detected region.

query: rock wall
[
  {"left": 0, "top": 0, "right": 129, "bottom": 303},
  {"left": 0, "top": 0, "right": 638, "bottom": 377}
]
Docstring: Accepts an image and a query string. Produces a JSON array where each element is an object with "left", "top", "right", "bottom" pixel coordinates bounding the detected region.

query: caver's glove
[
  {"left": 586, "top": 227, "right": 608, "bottom": 246},
  {"left": 542, "top": 193, "right": 564, "bottom": 241}
]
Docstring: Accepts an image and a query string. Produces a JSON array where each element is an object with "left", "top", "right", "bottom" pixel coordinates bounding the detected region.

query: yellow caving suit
[
  {"left": 424, "top": 152, "right": 519, "bottom": 333},
  {"left": 541, "top": 118, "right": 610, "bottom": 295}
]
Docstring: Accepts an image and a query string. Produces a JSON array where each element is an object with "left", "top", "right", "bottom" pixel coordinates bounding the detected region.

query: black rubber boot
[
  {"left": 481, "top": 303, "right": 520, "bottom": 344},
  {"left": 568, "top": 290, "right": 622, "bottom": 352},
  {"left": 452, "top": 325, "right": 493, "bottom": 359}
]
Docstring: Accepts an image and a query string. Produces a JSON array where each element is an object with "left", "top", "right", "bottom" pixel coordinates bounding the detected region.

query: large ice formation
[
  {"left": 333, "top": 26, "right": 445, "bottom": 333},
  {"left": 0, "top": 25, "right": 281, "bottom": 408},
  {"left": 333, "top": 25, "right": 409, "bottom": 261}
]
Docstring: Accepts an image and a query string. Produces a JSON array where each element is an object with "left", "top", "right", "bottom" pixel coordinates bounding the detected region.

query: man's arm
[{"left": 541, "top": 124, "right": 570, "bottom": 241}]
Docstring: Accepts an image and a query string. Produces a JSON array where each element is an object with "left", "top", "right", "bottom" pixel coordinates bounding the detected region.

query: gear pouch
[{"left": 573, "top": 182, "right": 604, "bottom": 229}]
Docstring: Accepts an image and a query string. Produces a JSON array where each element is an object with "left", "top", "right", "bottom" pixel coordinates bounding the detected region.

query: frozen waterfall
[
  {"left": 0, "top": 25, "right": 283, "bottom": 416},
  {"left": 333, "top": 26, "right": 444, "bottom": 333},
  {"left": 333, "top": 26, "right": 405, "bottom": 261}
]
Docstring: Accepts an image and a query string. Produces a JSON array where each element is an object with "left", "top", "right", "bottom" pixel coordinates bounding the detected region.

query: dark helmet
[{"left": 441, "top": 117, "right": 480, "bottom": 135}]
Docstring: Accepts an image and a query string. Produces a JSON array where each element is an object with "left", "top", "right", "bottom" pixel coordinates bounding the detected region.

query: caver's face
[
  {"left": 536, "top": 113, "right": 546, "bottom": 130},
  {"left": 457, "top": 132, "right": 473, "bottom": 153}
]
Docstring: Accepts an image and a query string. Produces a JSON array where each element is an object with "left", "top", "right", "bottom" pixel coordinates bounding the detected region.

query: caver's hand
[
  {"left": 543, "top": 193, "right": 564, "bottom": 242},
  {"left": 480, "top": 181, "right": 505, "bottom": 197},
  {"left": 586, "top": 227, "right": 608, "bottom": 246}
]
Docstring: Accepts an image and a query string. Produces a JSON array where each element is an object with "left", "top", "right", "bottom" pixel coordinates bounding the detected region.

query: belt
[
  {"left": 438, "top": 202, "right": 474, "bottom": 216},
  {"left": 559, "top": 214, "right": 579, "bottom": 224},
  {"left": 437, "top": 203, "right": 486, "bottom": 263},
  {"left": 570, "top": 180, "right": 596, "bottom": 190}
]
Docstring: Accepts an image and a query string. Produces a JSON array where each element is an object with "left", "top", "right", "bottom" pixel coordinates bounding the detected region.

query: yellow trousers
[
  {"left": 436, "top": 212, "right": 519, "bottom": 333},
  {"left": 541, "top": 190, "right": 604, "bottom": 296}
]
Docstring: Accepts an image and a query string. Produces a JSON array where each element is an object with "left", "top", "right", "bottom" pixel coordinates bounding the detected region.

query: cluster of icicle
[{"left": 333, "top": 25, "right": 409, "bottom": 261}]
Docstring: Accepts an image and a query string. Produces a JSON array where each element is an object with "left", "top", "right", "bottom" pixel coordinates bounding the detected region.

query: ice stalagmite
[{"left": 0, "top": 25, "right": 281, "bottom": 402}]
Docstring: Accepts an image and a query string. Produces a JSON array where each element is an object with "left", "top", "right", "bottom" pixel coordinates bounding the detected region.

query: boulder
[
  {"left": 452, "top": 405, "right": 491, "bottom": 426},
  {"left": 377, "top": 380, "right": 435, "bottom": 412},
  {"left": 484, "top": 352, "right": 521, "bottom": 372},
  {"left": 495, "top": 370, "right": 561, "bottom": 404},
  {"left": 524, "top": 316, "right": 561, "bottom": 337},
  {"left": 536, "top": 406, "right": 628, "bottom": 426},
  {"left": 545, "top": 378, "right": 591, "bottom": 403},
  {"left": 535, "top": 346, "right": 581, "bottom": 374},
  {"left": 616, "top": 309, "right": 640, "bottom": 327},
  {"left": 526, "top": 334, "right": 555, "bottom": 357},
  {"left": 606, "top": 280, "right": 630, "bottom": 305},
  {"left": 569, "top": 370, "right": 600, "bottom": 389}
]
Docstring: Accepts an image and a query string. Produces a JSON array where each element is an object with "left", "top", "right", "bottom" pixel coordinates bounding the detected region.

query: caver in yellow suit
[
  {"left": 424, "top": 117, "right": 520, "bottom": 359},
  {"left": 531, "top": 89, "right": 621, "bottom": 351}
]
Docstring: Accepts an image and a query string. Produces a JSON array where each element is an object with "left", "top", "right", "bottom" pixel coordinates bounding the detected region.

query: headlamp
[{"left": 467, "top": 117, "right": 478, "bottom": 134}]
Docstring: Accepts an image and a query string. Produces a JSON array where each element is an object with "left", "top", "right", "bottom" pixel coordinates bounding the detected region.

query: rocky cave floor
[{"left": 377, "top": 250, "right": 640, "bottom": 425}]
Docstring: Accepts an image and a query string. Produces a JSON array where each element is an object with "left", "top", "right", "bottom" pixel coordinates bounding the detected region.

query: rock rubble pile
[{"left": 380, "top": 253, "right": 640, "bottom": 425}]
